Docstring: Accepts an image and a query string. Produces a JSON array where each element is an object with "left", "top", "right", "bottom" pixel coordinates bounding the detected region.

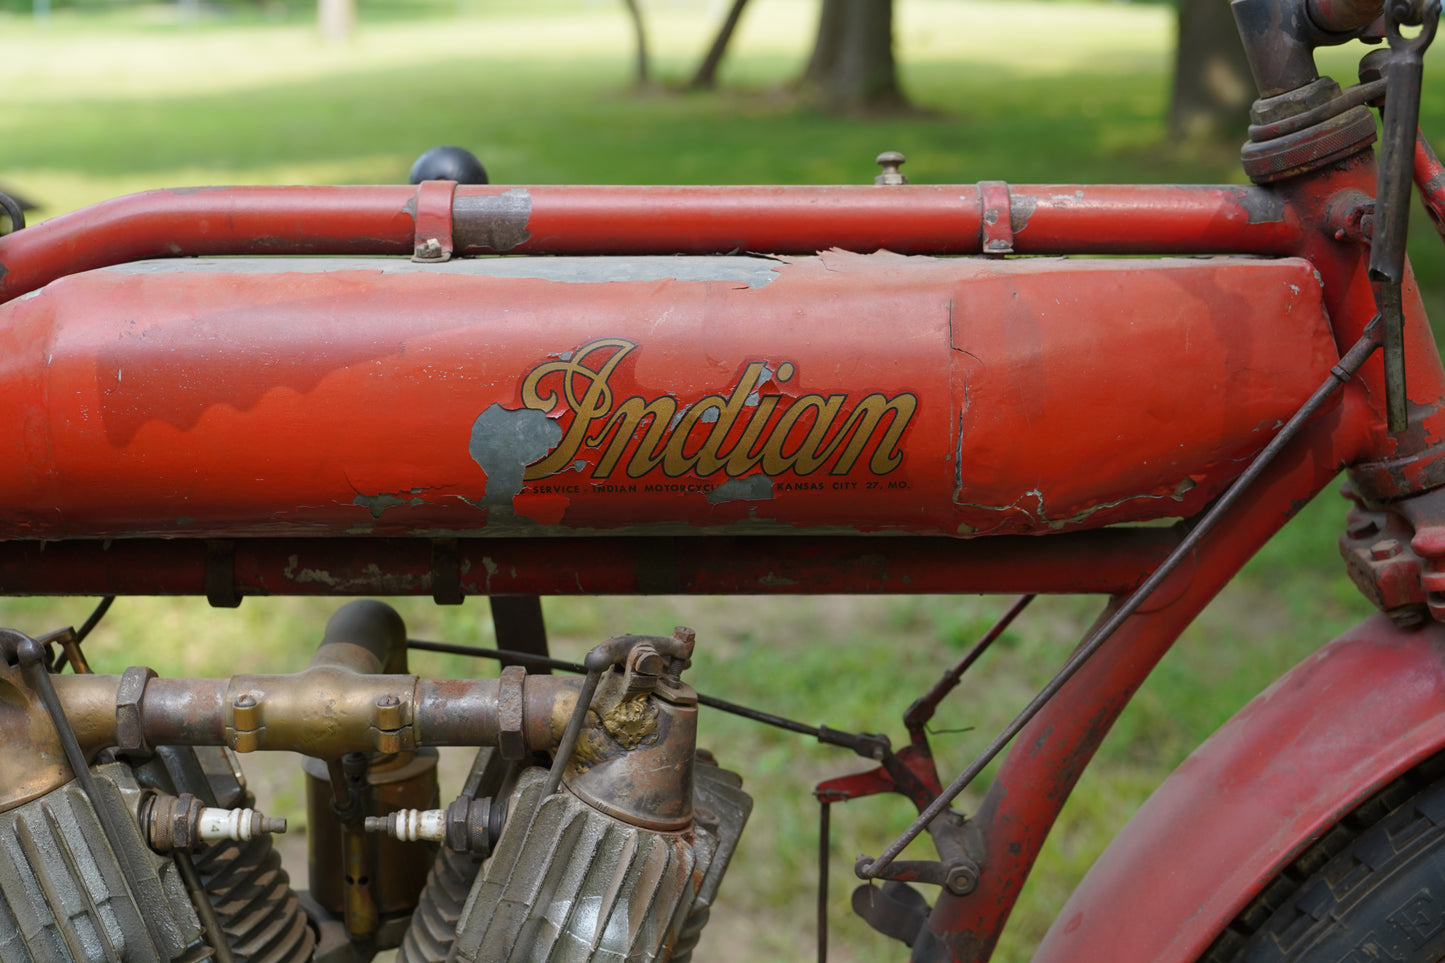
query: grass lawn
[{"left": 1, "top": 2, "right": 1440, "bottom": 960}]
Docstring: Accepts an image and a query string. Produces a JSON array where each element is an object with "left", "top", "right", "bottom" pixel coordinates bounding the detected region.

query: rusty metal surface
[
  {"left": 411, "top": 179, "right": 455, "bottom": 263},
  {"left": 1310, "top": 0, "right": 1388, "bottom": 30},
  {"left": 1234, "top": 0, "right": 1325, "bottom": 97},
  {"left": 1371, "top": 1, "right": 1440, "bottom": 430},
  {"left": 0, "top": 657, "right": 74, "bottom": 811},
  {"left": 1241, "top": 99, "right": 1378, "bottom": 183},
  {"left": 977, "top": 181, "right": 1013, "bottom": 254},
  {"left": 47, "top": 665, "right": 582, "bottom": 761},
  {"left": 1339, "top": 490, "right": 1430, "bottom": 626},
  {"left": 495, "top": 665, "right": 527, "bottom": 760},
  {"left": 563, "top": 671, "right": 698, "bottom": 832},
  {"left": 114, "top": 664, "right": 158, "bottom": 756},
  {"left": 1415, "top": 128, "right": 1445, "bottom": 238}
]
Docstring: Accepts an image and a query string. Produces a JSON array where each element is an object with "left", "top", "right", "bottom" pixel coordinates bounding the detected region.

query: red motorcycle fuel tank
[{"left": 0, "top": 251, "right": 1339, "bottom": 540}]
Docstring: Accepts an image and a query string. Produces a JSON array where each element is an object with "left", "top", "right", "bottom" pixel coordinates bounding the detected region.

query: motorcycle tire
[{"left": 1202, "top": 755, "right": 1445, "bottom": 962}]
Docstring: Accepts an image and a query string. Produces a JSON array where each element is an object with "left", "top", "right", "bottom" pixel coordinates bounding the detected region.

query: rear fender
[{"left": 1031, "top": 614, "right": 1445, "bottom": 963}]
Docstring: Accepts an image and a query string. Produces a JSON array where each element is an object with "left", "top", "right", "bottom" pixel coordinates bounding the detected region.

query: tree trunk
[
  {"left": 622, "top": 0, "right": 650, "bottom": 86},
  {"left": 803, "top": 0, "right": 846, "bottom": 88},
  {"left": 1168, "top": 0, "right": 1256, "bottom": 142},
  {"left": 317, "top": 0, "right": 354, "bottom": 44},
  {"left": 690, "top": 0, "right": 753, "bottom": 91},
  {"left": 800, "top": 0, "right": 906, "bottom": 112}
]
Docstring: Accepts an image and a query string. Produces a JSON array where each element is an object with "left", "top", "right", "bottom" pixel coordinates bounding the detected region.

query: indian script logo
[{"left": 517, "top": 338, "right": 917, "bottom": 482}]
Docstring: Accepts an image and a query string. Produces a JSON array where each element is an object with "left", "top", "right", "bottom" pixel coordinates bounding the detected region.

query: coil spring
[
  {"left": 191, "top": 813, "right": 316, "bottom": 963},
  {"left": 396, "top": 843, "right": 482, "bottom": 963}
]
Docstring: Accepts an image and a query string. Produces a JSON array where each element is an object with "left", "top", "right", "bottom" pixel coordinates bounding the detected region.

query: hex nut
[
  {"left": 114, "top": 665, "right": 158, "bottom": 755},
  {"left": 944, "top": 862, "right": 979, "bottom": 896},
  {"left": 497, "top": 665, "right": 527, "bottom": 760}
]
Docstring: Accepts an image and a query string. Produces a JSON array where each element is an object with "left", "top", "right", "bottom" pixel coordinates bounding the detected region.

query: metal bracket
[
  {"left": 205, "top": 539, "right": 240, "bottom": 608},
  {"left": 853, "top": 852, "right": 980, "bottom": 897},
  {"left": 431, "top": 538, "right": 462, "bottom": 605},
  {"left": 413, "top": 179, "right": 456, "bottom": 263},
  {"left": 852, "top": 880, "right": 932, "bottom": 948},
  {"left": 978, "top": 181, "right": 1014, "bottom": 254}
]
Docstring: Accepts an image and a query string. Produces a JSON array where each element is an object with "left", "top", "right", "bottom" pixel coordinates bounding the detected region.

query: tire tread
[{"left": 1198, "top": 753, "right": 1445, "bottom": 963}]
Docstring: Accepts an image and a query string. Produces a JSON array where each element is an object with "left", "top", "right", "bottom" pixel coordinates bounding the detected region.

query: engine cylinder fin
[
  {"left": 0, "top": 766, "right": 204, "bottom": 962},
  {"left": 451, "top": 770, "right": 685, "bottom": 962},
  {"left": 452, "top": 759, "right": 751, "bottom": 963}
]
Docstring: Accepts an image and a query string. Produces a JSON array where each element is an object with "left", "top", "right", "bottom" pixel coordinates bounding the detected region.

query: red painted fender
[{"left": 1032, "top": 614, "right": 1445, "bottom": 963}]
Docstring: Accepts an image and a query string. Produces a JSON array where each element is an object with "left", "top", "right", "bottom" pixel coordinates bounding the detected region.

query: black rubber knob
[{"left": 409, "top": 146, "right": 489, "bottom": 185}]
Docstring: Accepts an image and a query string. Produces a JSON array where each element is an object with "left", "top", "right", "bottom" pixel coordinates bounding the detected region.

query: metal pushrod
[{"left": 904, "top": 594, "right": 1036, "bottom": 732}]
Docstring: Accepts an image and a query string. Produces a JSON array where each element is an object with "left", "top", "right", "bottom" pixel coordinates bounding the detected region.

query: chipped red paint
[
  {"left": 0, "top": 254, "right": 1337, "bottom": 541},
  {"left": 0, "top": 183, "right": 1307, "bottom": 305}
]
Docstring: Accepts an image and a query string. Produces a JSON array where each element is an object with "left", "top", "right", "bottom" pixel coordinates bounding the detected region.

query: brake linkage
[
  {"left": 1370, "top": 0, "right": 1440, "bottom": 431},
  {"left": 815, "top": 594, "right": 1038, "bottom": 880},
  {"left": 815, "top": 595, "right": 1036, "bottom": 959}
]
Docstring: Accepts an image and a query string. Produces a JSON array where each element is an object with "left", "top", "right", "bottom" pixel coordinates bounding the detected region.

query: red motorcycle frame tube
[{"left": 0, "top": 182, "right": 1307, "bottom": 304}]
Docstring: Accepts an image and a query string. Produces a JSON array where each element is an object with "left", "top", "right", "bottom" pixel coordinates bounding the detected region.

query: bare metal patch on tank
[
  {"left": 454, "top": 189, "right": 533, "bottom": 252},
  {"left": 99, "top": 255, "right": 781, "bottom": 288},
  {"left": 706, "top": 475, "right": 775, "bottom": 505},
  {"left": 1009, "top": 194, "right": 1037, "bottom": 233},
  {"left": 469, "top": 404, "right": 563, "bottom": 506}
]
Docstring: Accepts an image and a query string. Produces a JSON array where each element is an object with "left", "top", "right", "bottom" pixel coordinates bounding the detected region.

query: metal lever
[{"left": 1370, "top": 0, "right": 1440, "bottom": 432}]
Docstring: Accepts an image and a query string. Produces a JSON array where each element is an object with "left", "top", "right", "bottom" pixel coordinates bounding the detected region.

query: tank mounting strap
[
  {"left": 978, "top": 181, "right": 1014, "bottom": 254},
  {"left": 413, "top": 179, "right": 456, "bottom": 263}
]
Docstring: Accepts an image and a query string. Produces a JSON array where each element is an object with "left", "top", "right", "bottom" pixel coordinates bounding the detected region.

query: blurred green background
[{"left": 3, "top": 2, "right": 1440, "bottom": 959}]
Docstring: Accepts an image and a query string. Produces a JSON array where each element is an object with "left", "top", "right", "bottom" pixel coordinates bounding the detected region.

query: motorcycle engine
[{"left": 0, "top": 606, "right": 750, "bottom": 963}]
